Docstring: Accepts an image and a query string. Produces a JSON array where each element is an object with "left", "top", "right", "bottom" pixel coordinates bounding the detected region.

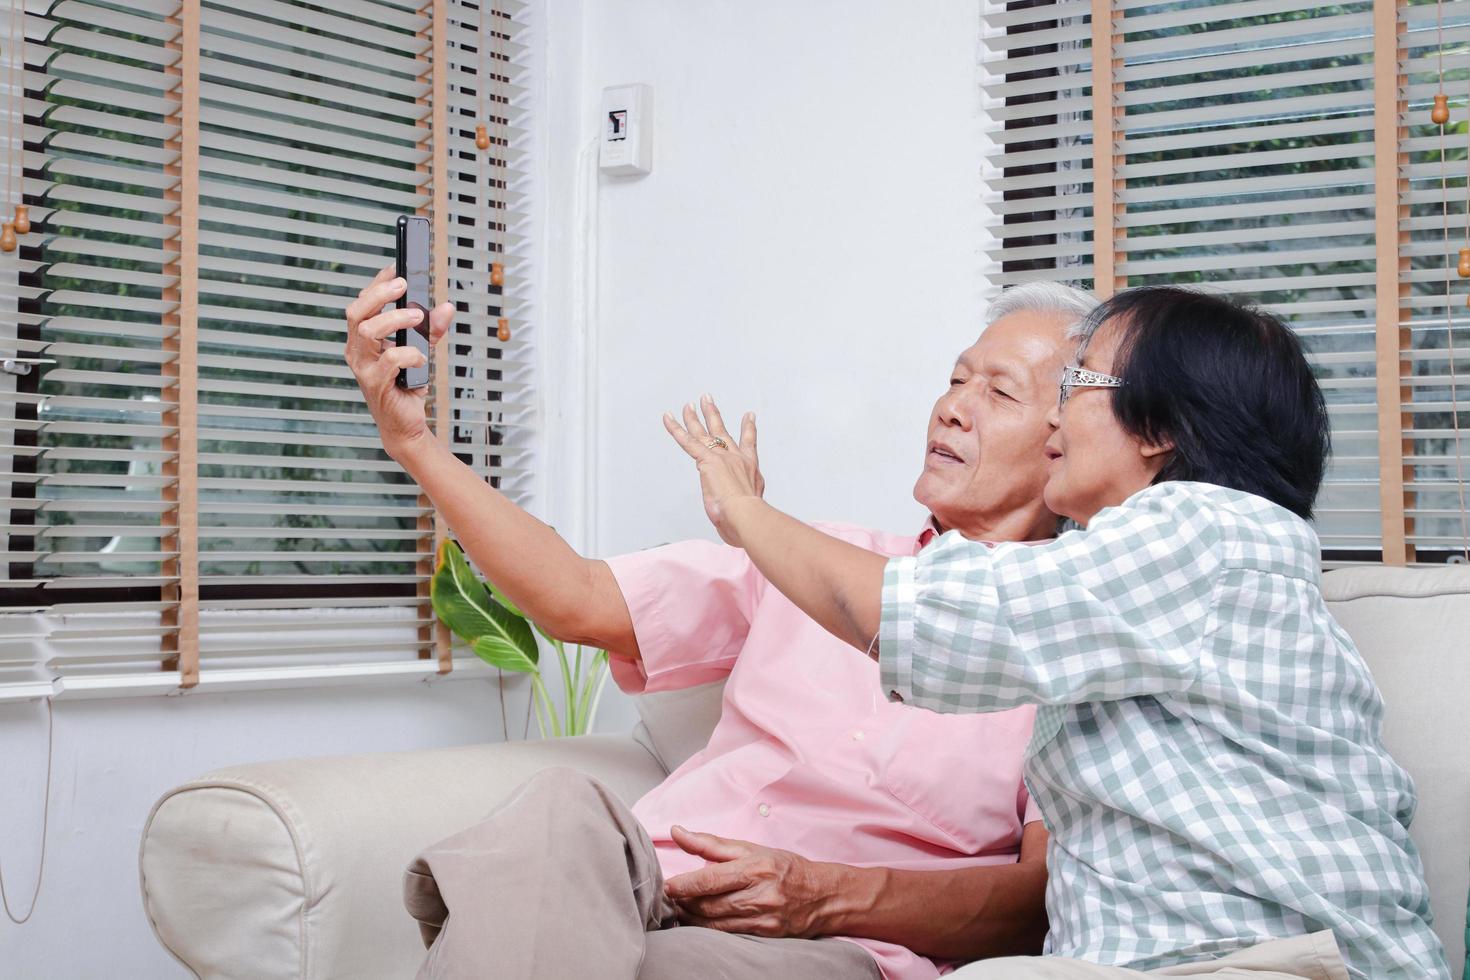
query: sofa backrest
[
  {"left": 634, "top": 565, "right": 1469, "bottom": 977},
  {"left": 1324, "top": 565, "right": 1470, "bottom": 978},
  {"left": 632, "top": 680, "right": 726, "bottom": 775}
]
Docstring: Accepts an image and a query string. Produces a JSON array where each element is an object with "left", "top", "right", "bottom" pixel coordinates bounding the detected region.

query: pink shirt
[{"left": 605, "top": 522, "right": 1040, "bottom": 980}]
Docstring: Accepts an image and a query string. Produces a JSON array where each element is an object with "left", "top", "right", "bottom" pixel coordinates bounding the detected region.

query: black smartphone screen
[{"left": 395, "top": 215, "right": 432, "bottom": 389}]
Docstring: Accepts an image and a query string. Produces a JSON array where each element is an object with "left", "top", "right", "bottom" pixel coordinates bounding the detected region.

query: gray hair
[{"left": 984, "top": 281, "right": 1098, "bottom": 339}]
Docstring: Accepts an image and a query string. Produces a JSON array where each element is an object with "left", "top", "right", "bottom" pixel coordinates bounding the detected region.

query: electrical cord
[{"left": 2, "top": 697, "right": 53, "bottom": 925}]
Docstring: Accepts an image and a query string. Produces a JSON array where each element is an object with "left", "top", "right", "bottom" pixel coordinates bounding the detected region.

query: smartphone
[{"left": 395, "top": 214, "right": 432, "bottom": 389}]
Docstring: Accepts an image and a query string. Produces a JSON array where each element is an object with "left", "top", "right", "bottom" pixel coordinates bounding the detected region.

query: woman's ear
[
  {"left": 1139, "top": 437, "right": 1174, "bottom": 460},
  {"left": 1138, "top": 437, "right": 1174, "bottom": 482}
]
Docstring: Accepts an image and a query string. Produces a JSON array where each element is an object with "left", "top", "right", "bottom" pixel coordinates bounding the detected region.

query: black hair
[{"left": 1079, "top": 286, "right": 1330, "bottom": 520}]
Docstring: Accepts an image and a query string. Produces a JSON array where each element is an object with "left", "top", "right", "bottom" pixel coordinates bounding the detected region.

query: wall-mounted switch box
[{"left": 599, "top": 84, "right": 653, "bottom": 177}]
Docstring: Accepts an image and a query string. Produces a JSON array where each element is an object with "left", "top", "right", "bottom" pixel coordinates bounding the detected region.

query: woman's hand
[
  {"left": 343, "top": 265, "right": 456, "bottom": 460},
  {"left": 663, "top": 395, "right": 764, "bottom": 547}
]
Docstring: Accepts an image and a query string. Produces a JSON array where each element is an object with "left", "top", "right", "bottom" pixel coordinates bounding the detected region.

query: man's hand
[
  {"left": 343, "top": 265, "right": 456, "bottom": 459},
  {"left": 662, "top": 826, "right": 839, "bottom": 939},
  {"left": 662, "top": 395, "right": 765, "bottom": 548}
]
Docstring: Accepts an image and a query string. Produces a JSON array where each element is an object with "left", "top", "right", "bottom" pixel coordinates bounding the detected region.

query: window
[
  {"left": 0, "top": 0, "right": 535, "bottom": 700},
  {"left": 981, "top": 0, "right": 1470, "bottom": 564}
]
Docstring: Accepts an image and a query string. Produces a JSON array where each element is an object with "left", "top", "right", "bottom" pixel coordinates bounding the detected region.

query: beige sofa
[{"left": 140, "top": 567, "right": 1470, "bottom": 979}]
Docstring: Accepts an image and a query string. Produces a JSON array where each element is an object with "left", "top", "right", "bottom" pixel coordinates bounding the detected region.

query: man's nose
[{"left": 936, "top": 389, "right": 972, "bottom": 429}]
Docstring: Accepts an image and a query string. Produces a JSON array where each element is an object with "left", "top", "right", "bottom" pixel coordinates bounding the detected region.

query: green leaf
[
  {"left": 485, "top": 566, "right": 560, "bottom": 646},
  {"left": 430, "top": 539, "right": 538, "bottom": 672},
  {"left": 472, "top": 634, "right": 538, "bottom": 674}
]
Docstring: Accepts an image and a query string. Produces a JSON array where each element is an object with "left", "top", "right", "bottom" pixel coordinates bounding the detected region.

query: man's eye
[
  {"left": 993, "top": 388, "right": 1016, "bottom": 401},
  {"left": 949, "top": 377, "right": 964, "bottom": 387}
]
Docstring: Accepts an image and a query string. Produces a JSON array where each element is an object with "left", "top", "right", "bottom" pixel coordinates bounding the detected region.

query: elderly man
[{"left": 342, "top": 278, "right": 1097, "bottom": 980}]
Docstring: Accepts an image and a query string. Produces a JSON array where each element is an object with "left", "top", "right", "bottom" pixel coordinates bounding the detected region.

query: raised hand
[
  {"left": 663, "top": 394, "right": 765, "bottom": 547},
  {"left": 343, "top": 265, "right": 456, "bottom": 459}
]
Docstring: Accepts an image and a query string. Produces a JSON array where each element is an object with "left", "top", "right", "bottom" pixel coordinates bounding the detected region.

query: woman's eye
[{"left": 949, "top": 377, "right": 964, "bottom": 387}]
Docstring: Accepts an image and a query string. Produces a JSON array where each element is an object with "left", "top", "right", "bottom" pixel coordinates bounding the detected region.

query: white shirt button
[{"left": 757, "top": 803, "right": 771, "bottom": 817}]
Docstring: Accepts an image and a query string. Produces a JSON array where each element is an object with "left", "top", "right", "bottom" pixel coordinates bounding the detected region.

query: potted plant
[{"left": 430, "top": 538, "right": 610, "bottom": 738}]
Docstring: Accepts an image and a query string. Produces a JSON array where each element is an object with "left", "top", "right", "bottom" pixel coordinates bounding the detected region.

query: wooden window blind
[
  {"left": 983, "top": 0, "right": 1470, "bottom": 565},
  {"left": 1398, "top": 0, "right": 1470, "bottom": 562},
  {"left": 0, "top": 0, "right": 534, "bottom": 702}
]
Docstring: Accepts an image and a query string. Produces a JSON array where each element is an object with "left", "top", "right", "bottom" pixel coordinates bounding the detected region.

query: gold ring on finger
[{"left": 706, "top": 437, "right": 727, "bottom": 450}]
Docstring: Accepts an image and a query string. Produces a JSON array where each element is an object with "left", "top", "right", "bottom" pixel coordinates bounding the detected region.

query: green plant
[{"left": 430, "top": 538, "right": 610, "bottom": 738}]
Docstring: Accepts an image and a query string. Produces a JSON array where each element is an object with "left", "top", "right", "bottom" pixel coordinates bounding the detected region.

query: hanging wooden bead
[
  {"left": 13, "top": 205, "right": 29, "bottom": 236},
  {"left": 475, "top": 124, "right": 490, "bottom": 151},
  {"left": 496, "top": 317, "right": 510, "bottom": 342},
  {"left": 1459, "top": 247, "right": 1470, "bottom": 278},
  {"left": 490, "top": 262, "right": 504, "bottom": 287},
  {"left": 1433, "top": 93, "right": 1451, "bottom": 126},
  {"left": 0, "top": 223, "right": 16, "bottom": 253}
]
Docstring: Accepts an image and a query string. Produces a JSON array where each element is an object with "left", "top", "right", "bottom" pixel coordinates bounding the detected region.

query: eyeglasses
[{"left": 1058, "top": 364, "right": 1123, "bottom": 409}]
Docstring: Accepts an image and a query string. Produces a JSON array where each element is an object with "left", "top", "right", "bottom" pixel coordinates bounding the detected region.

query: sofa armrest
[{"left": 140, "top": 735, "right": 667, "bottom": 980}]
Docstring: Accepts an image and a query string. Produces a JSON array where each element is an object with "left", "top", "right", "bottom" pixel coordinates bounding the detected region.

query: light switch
[{"left": 599, "top": 84, "right": 652, "bottom": 177}]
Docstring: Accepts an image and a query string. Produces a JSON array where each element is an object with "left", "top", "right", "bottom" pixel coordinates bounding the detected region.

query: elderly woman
[{"left": 665, "top": 286, "right": 1447, "bottom": 979}]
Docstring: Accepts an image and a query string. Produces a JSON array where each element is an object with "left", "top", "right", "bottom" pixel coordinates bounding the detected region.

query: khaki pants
[
  {"left": 950, "top": 931, "right": 1350, "bottom": 980},
  {"left": 403, "top": 767, "right": 881, "bottom": 980}
]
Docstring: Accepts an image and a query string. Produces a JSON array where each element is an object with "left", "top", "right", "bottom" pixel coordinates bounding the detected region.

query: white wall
[
  {"left": 576, "top": 0, "right": 987, "bottom": 548},
  {"left": 552, "top": 0, "right": 989, "bottom": 733},
  {"left": 1, "top": 2, "right": 991, "bottom": 974}
]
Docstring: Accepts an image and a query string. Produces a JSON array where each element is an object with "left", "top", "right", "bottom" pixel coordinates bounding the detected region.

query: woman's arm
[
  {"left": 665, "top": 399, "right": 1221, "bottom": 712},
  {"left": 662, "top": 397, "right": 886, "bottom": 652},
  {"left": 718, "top": 497, "right": 885, "bottom": 652},
  {"left": 345, "top": 269, "right": 638, "bottom": 659}
]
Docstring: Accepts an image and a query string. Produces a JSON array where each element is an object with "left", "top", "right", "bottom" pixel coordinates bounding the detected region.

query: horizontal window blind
[
  {"left": 0, "top": 0, "right": 537, "bottom": 701},
  {"left": 0, "top": 0, "right": 188, "bottom": 700},
  {"left": 1111, "top": 1, "right": 1378, "bottom": 555},
  {"left": 982, "top": 0, "right": 1097, "bottom": 290},
  {"left": 1398, "top": 0, "right": 1470, "bottom": 562},
  {"left": 982, "top": 0, "right": 1470, "bottom": 565}
]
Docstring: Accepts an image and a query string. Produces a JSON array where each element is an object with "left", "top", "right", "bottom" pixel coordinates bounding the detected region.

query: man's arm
[
  {"left": 825, "top": 821, "right": 1049, "bottom": 959},
  {"left": 664, "top": 821, "right": 1050, "bottom": 961},
  {"left": 394, "top": 438, "right": 640, "bottom": 659},
  {"left": 344, "top": 268, "right": 639, "bottom": 660}
]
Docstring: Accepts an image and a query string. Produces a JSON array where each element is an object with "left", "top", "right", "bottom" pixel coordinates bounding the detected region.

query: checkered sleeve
[{"left": 880, "top": 483, "right": 1224, "bottom": 713}]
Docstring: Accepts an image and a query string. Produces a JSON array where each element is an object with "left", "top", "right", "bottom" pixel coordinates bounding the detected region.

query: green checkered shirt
[{"left": 880, "top": 482, "right": 1447, "bottom": 978}]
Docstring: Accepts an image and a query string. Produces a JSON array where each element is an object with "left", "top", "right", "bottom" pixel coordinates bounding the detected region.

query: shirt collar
[
  {"left": 915, "top": 515, "right": 943, "bottom": 553},
  {"left": 916, "top": 514, "right": 1055, "bottom": 554}
]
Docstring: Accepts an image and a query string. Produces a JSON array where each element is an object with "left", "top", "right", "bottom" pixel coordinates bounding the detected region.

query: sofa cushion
[
  {"left": 632, "top": 679, "right": 726, "bottom": 775},
  {"left": 1323, "top": 565, "right": 1470, "bottom": 979}
]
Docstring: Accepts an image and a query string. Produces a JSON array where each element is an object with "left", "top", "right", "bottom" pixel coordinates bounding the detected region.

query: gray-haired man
[{"left": 342, "top": 278, "right": 1098, "bottom": 979}]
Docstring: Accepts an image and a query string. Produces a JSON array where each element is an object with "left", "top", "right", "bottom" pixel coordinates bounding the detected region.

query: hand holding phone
[
  {"left": 395, "top": 214, "right": 432, "bottom": 389},
  {"left": 343, "top": 257, "right": 453, "bottom": 460}
]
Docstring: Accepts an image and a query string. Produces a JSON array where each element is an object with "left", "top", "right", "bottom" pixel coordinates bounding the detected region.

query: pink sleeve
[
  {"left": 1020, "top": 780, "right": 1043, "bottom": 827},
  {"left": 603, "top": 538, "right": 763, "bottom": 695}
]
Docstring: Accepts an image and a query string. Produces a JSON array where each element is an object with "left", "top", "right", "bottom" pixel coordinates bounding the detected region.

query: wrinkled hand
[
  {"left": 662, "top": 826, "right": 835, "bottom": 939},
  {"left": 663, "top": 395, "right": 765, "bottom": 547},
  {"left": 343, "top": 264, "right": 456, "bottom": 459}
]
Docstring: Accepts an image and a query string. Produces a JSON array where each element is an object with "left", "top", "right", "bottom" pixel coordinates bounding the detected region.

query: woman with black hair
[{"left": 663, "top": 287, "right": 1447, "bottom": 979}]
